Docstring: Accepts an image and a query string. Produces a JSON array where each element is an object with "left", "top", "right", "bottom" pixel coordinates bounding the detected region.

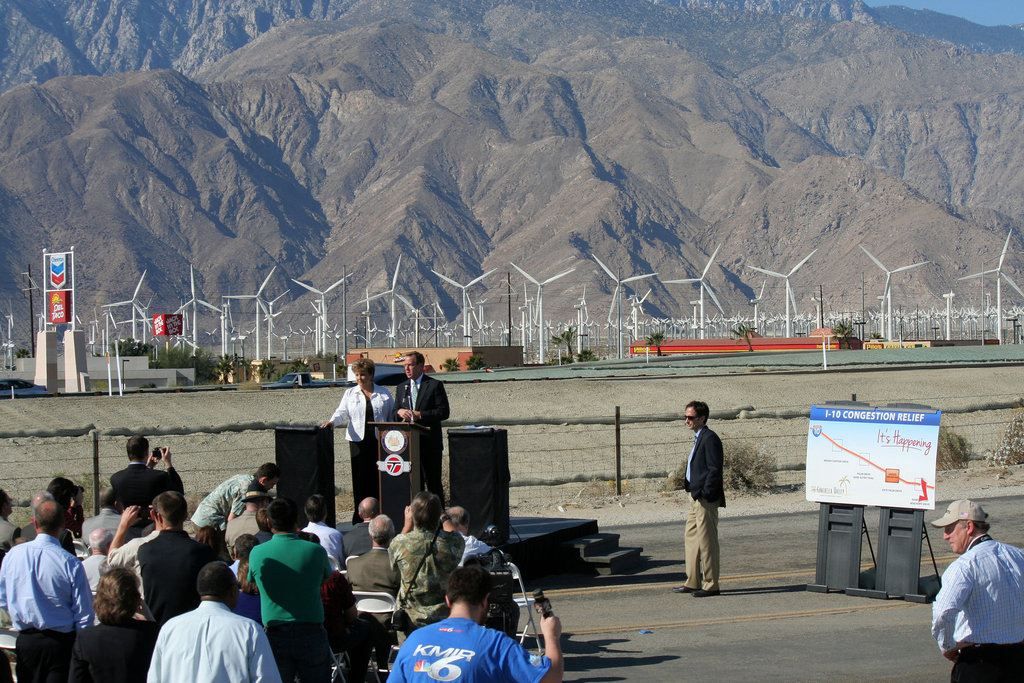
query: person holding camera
[
  {"left": 389, "top": 564, "right": 564, "bottom": 683},
  {"left": 389, "top": 491, "right": 464, "bottom": 630},
  {"left": 110, "top": 436, "right": 183, "bottom": 532}
]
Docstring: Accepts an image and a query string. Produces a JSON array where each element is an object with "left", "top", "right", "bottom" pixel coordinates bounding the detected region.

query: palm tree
[
  {"left": 644, "top": 331, "right": 666, "bottom": 356},
  {"left": 832, "top": 319, "right": 855, "bottom": 349},
  {"left": 551, "top": 328, "right": 575, "bottom": 364},
  {"left": 216, "top": 355, "right": 234, "bottom": 384},
  {"left": 442, "top": 357, "right": 460, "bottom": 372},
  {"left": 732, "top": 324, "right": 755, "bottom": 352}
]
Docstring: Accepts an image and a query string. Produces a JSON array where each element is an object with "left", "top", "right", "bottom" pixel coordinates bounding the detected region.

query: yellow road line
[{"left": 565, "top": 602, "right": 917, "bottom": 636}]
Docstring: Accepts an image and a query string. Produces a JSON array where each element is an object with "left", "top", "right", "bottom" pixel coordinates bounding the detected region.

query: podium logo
[{"left": 378, "top": 454, "right": 412, "bottom": 477}]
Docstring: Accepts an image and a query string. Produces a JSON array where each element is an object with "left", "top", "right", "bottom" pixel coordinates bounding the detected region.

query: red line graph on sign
[{"left": 818, "top": 430, "right": 934, "bottom": 501}]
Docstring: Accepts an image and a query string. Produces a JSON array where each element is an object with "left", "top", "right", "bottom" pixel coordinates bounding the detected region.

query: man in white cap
[{"left": 930, "top": 499, "right": 1024, "bottom": 680}]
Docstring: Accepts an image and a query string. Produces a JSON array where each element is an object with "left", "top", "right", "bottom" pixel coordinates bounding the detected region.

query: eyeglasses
[
  {"left": 943, "top": 521, "right": 964, "bottom": 535},
  {"left": 684, "top": 415, "right": 698, "bottom": 421}
]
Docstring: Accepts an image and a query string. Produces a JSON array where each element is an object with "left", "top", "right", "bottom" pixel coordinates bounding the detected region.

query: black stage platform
[{"left": 336, "top": 516, "right": 598, "bottom": 581}]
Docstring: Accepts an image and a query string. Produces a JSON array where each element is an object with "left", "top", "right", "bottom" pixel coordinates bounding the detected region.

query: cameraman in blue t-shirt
[{"left": 389, "top": 564, "right": 564, "bottom": 682}]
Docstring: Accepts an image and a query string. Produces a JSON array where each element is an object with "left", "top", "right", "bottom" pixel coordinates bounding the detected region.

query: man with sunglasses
[
  {"left": 673, "top": 400, "right": 725, "bottom": 598},
  {"left": 930, "top": 499, "right": 1024, "bottom": 681}
]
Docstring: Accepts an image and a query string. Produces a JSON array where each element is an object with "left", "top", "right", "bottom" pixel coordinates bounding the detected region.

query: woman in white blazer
[{"left": 321, "top": 358, "right": 395, "bottom": 524}]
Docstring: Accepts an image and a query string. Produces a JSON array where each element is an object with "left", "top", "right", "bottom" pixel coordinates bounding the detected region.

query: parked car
[
  {"left": 348, "top": 362, "right": 407, "bottom": 386},
  {"left": 262, "top": 372, "right": 351, "bottom": 389},
  {"left": 0, "top": 378, "right": 49, "bottom": 397}
]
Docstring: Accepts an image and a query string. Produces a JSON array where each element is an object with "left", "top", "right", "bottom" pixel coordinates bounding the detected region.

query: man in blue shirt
[
  {"left": 930, "top": 499, "right": 1024, "bottom": 680},
  {"left": 0, "top": 497, "right": 94, "bottom": 682},
  {"left": 389, "top": 564, "right": 563, "bottom": 683}
]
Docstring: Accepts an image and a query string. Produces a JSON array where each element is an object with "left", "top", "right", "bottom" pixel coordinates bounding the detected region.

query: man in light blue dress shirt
[
  {"left": 930, "top": 499, "right": 1024, "bottom": 680},
  {"left": 0, "top": 496, "right": 94, "bottom": 682}
]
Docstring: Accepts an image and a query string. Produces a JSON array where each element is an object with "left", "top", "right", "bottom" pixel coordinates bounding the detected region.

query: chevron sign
[{"left": 49, "top": 254, "right": 66, "bottom": 289}]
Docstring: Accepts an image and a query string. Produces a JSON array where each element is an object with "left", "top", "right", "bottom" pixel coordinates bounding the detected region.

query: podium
[{"left": 369, "top": 421, "right": 430, "bottom": 524}]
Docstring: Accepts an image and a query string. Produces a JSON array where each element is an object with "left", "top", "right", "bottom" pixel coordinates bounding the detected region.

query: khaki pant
[{"left": 684, "top": 495, "right": 721, "bottom": 591}]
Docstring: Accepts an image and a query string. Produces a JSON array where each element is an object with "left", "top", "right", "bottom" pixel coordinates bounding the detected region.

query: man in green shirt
[{"left": 248, "top": 497, "right": 332, "bottom": 682}]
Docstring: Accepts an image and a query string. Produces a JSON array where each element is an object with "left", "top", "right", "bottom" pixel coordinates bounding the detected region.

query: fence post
[
  {"left": 614, "top": 406, "right": 621, "bottom": 495},
  {"left": 91, "top": 429, "right": 100, "bottom": 515}
]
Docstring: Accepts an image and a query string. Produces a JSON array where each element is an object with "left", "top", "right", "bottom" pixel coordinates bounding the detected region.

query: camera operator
[
  {"left": 388, "top": 491, "right": 464, "bottom": 630},
  {"left": 110, "top": 436, "right": 183, "bottom": 534},
  {"left": 389, "top": 564, "right": 564, "bottom": 682}
]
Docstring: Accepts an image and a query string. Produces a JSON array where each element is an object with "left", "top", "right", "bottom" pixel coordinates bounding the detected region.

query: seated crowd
[{"left": 0, "top": 435, "right": 563, "bottom": 683}]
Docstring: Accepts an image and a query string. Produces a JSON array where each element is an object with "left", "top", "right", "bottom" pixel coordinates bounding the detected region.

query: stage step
[{"left": 560, "top": 534, "right": 644, "bottom": 575}]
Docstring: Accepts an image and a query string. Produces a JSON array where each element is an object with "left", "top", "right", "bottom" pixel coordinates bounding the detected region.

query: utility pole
[{"left": 22, "top": 265, "right": 37, "bottom": 356}]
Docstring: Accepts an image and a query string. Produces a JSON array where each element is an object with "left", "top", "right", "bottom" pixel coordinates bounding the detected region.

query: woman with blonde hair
[{"left": 322, "top": 358, "right": 395, "bottom": 523}]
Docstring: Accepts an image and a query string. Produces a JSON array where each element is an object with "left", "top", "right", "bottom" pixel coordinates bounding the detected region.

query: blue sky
[{"left": 863, "top": 1, "right": 1024, "bottom": 26}]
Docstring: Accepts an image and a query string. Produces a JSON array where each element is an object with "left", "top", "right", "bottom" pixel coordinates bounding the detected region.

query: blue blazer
[{"left": 688, "top": 426, "right": 726, "bottom": 507}]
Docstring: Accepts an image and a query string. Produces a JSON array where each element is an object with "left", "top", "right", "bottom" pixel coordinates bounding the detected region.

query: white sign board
[{"left": 805, "top": 405, "right": 940, "bottom": 510}]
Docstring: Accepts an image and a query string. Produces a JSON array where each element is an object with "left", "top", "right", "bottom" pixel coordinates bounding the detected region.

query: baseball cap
[{"left": 930, "top": 499, "right": 987, "bottom": 527}]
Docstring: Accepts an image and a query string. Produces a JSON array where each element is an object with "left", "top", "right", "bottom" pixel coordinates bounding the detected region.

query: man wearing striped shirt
[{"left": 930, "top": 499, "right": 1024, "bottom": 681}]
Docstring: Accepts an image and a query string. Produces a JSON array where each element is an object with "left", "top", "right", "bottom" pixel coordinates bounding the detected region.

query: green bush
[
  {"left": 988, "top": 409, "right": 1024, "bottom": 467},
  {"left": 936, "top": 426, "right": 972, "bottom": 470},
  {"left": 465, "top": 354, "right": 486, "bottom": 370},
  {"left": 576, "top": 349, "right": 598, "bottom": 362}
]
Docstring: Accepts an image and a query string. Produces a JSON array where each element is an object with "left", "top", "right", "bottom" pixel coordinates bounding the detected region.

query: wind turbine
[
  {"left": 175, "top": 266, "right": 221, "bottom": 353},
  {"left": 749, "top": 279, "right": 767, "bottom": 332},
  {"left": 103, "top": 271, "right": 148, "bottom": 342},
  {"left": 590, "top": 255, "right": 656, "bottom": 358},
  {"left": 510, "top": 263, "right": 575, "bottom": 364},
  {"left": 859, "top": 246, "right": 928, "bottom": 340},
  {"left": 359, "top": 257, "right": 404, "bottom": 348},
  {"left": 664, "top": 246, "right": 724, "bottom": 340},
  {"left": 748, "top": 250, "right": 816, "bottom": 338},
  {"left": 959, "top": 230, "right": 1024, "bottom": 344},
  {"left": 432, "top": 267, "right": 496, "bottom": 346},
  {"left": 292, "top": 275, "right": 346, "bottom": 355},
  {"left": 225, "top": 266, "right": 276, "bottom": 360}
]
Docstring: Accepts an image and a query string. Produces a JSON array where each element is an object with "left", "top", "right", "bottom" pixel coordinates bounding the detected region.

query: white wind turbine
[
  {"left": 748, "top": 250, "right": 816, "bottom": 338},
  {"left": 664, "top": 246, "right": 724, "bottom": 340},
  {"left": 859, "top": 246, "right": 929, "bottom": 340},
  {"left": 103, "top": 270, "right": 148, "bottom": 342},
  {"left": 959, "top": 230, "right": 1024, "bottom": 344},
  {"left": 432, "top": 267, "right": 496, "bottom": 346},
  {"left": 359, "top": 257, "right": 404, "bottom": 348},
  {"left": 590, "top": 255, "right": 657, "bottom": 359},
  {"left": 292, "top": 275, "right": 346, "bottom": 355},
  {"left": 510, "top": 263, "right": 575, "bottom": 364},
  {"left": 225, "top": 266, "right": 276, "bottom": 360},
  {"left": 175, "top": 266, "right": 221, "bottom": 353},
  {"left": 749, "top": 279, "right": 767, "bottom": 332}
]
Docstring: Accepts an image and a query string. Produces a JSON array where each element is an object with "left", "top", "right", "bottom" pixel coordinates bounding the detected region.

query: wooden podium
[{"left": 369, "top": 421, "right": 430, "bottom": 524}]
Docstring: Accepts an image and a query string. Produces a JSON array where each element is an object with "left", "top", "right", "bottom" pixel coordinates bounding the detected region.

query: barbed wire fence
[{"left": 1, "top": 399, "right": 1018, "bottom": 522}]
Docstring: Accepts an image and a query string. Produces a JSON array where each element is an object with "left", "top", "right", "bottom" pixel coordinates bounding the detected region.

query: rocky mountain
[{"left": 2, "top": 0, "right": 1024, "bottom": 347}]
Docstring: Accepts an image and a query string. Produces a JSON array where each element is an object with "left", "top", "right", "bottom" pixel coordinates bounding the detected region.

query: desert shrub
[
  {"left": 988, "top": 409, "right": 1024, "bottom": 467},
  {"left": 465, "top": 354, "right": 486, "bottom": 370},
  {"left": 723, "top": 442, "right": 776, "bottom": 493},
  {"left": 936, "top": 427, "right": 972, "bottom": 470},
  {"left": 663, "top": 442, "right": 776, "bottom": 493},
  {"left": 576, "top": 349, "right": 598, "bottom": 362}
]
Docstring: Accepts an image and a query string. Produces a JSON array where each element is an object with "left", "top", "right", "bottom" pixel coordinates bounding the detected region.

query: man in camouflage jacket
[{"left": 389, "top": 491, "right": 465, "bottom": 628}]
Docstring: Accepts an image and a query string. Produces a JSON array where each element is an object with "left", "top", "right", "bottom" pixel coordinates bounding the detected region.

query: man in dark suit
[
  {"left": 137, "top": 491, "right": 217, "bottom": 626},
  {"left": 392, "top": 351, "right": 451, "bottom": 505},
  {"left": 346, "top": 514, "right": 399, "bottom": 673},
  {"left": 109, "top": 436, "right": 184, "bottom": 527},
  {"left": 342, "top": 497, "right": 379, "bottom": 559},
  {"left": 673, "top": 400, "right": 725, "bottom": 598}
]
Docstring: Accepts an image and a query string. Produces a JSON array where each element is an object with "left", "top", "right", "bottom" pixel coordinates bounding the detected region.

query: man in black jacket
[
  {"left": 110, "top": 436, "right": 183, "bottom": 536},
  {"left": 392, "top": 351, "right": 451, "bottom": 505},
  {"left": 673, "top": 400, "right": 726, "bottom": 598},
  {"left": 137, "top": 491, "right": 217, "bottom": 626}
]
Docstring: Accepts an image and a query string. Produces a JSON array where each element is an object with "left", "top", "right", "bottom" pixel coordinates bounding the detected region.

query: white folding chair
[
  {"left": 353, "top": 591, "right": 399, "bottom": 682},
  {"left": 508, "top": 562, "right": 542, "bottom": 651},
  {"left": 0, "top": 629, "right": 16, "bottom": 681}
]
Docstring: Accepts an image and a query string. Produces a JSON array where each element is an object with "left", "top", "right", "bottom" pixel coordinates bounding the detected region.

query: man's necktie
[{"left": 410, "top": 380, "right": 418, "bottom": 409}]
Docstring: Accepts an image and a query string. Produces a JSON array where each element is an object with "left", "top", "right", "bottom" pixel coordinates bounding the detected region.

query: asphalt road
[{"left": 530, "top": 495, "right": 1024, "bottom": 682}]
